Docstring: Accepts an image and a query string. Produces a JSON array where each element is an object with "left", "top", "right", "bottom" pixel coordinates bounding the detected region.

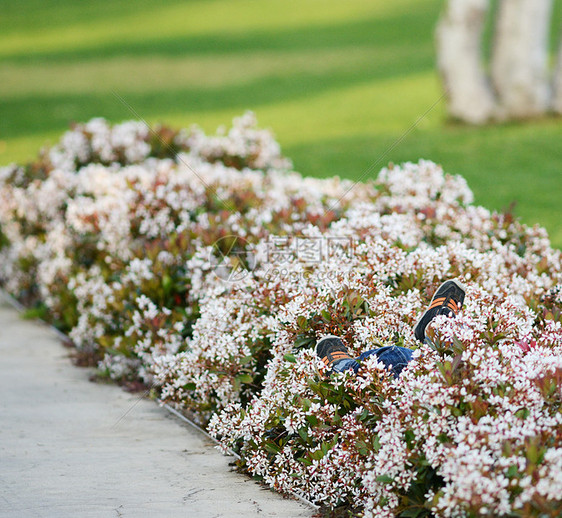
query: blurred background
[{"left": 1, "top": 0, "right": 561, "bottom": 246}]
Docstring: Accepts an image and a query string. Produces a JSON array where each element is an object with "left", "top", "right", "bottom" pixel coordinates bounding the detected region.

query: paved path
[{"left": 0, "top": 296, "right": 312, "bottom": 518}]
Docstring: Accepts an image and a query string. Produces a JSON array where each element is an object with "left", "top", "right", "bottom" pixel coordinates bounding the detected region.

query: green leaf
[
  {"left": 399, "top": 508, "right": 426, "bottom": 518},
  {"left": 310, "top": 448, "right": 325, "bottom": 461},
  {"left": 506, "top": 465, "right": 519, "bottom": 478},
  {"left": 237, "top": 373, "right": 253, "bottom": 384},
  {"left": 376, "top": 474, "right": 394, "bottom": 484},
  {"left": 526, "top": 442, "right": 539, "bottom": 464},
  {"left": 21, "top": 304, "right": 49, "bottom": 321},
  {"left": 306, "top": 414, "right": 318, "bottom": 427},
  {"left": 283, "top": 353, "right": 296, "bottom": 363},
  {"left": 264, "top": 442, "right": 281, "bottom": 455},
  {"left": 450, "top": 406, "right": 462, "bottom": 417},
  {"left": 239, "top": 355, "right": 254, "bottom": 365},
  {"left": 356, "top": 440, "right": 369, "bottom": 456},
  {"left": 357, "top": 408, "right": 369, "bottom": 421},
  {"left": 162, "top": 274, "right": 172, "bottom": 294},
  {"left": 294, "top": 334, "right": 314, "bottom": 349},
  {"left": 404, "top": 429, "right": 415, "bottom": 444}
]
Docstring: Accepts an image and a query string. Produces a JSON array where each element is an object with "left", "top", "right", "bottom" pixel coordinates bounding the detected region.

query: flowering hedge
[{"left": 1, "top": 114, "right": 561, "bottom": 517}]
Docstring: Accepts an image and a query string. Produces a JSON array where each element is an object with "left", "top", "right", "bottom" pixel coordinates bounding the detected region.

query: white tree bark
[
  {"left": 436, "top": 0, "right": 497, "bottom": 124},
  {"left": 491, "top": 0, "right": 553, "bottom": 118},
  {"left": 553, "top": 38, "right": 562, "bottom": 114}
]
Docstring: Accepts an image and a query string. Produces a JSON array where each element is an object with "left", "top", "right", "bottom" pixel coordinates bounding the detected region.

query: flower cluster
[{"left": 1, "top": 114, "right": 561, "bottom": 517}]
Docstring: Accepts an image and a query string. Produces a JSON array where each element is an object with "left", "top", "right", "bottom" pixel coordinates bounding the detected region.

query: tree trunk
[
  {"left": 553, "top": 38, "right": 562, "bottom": 114},
  {"left": 436, "top": 0, "right": 497, "bottom": 124},
  {"left": 491, "top": 0, "right": 553, "bottom": 119}
]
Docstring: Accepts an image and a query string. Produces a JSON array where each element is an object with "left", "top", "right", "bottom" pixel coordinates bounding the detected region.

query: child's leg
[
  {"left": 357, "top": 346, "right": 413, "bottom": 378},
  {"left": 414, "top": 279, "right": 466, "bottom": 342},
  {"left": 316, "top": 336, "right": 413, "bottom": 378},
  {"left": 316, "top": 335, "right": 361, "bottom": 373},
  {"left": 331, "top": 357, "right": 362, "bottom": 374}
]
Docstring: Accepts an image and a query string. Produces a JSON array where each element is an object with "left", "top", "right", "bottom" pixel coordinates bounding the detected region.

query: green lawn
[{"left": 1, "top": 0, "right": 561, "bottom": 246}]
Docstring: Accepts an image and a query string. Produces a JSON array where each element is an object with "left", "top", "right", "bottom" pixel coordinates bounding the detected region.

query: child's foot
[
  {"left": 414, "top": 279, "right": 466, "bottom": 342},
  {"left": 316, "top": 335, "right": 354, "bottom": 370}
]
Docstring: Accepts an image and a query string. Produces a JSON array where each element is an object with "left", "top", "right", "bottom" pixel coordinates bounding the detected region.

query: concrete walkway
[{"left": 0, "top": 296, "right": 313, "bottom": 518}]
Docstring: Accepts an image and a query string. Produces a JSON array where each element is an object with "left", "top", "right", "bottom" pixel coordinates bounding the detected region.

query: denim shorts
[{"left": 332, "top": 345, "right": 413, "bottom": 378}]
